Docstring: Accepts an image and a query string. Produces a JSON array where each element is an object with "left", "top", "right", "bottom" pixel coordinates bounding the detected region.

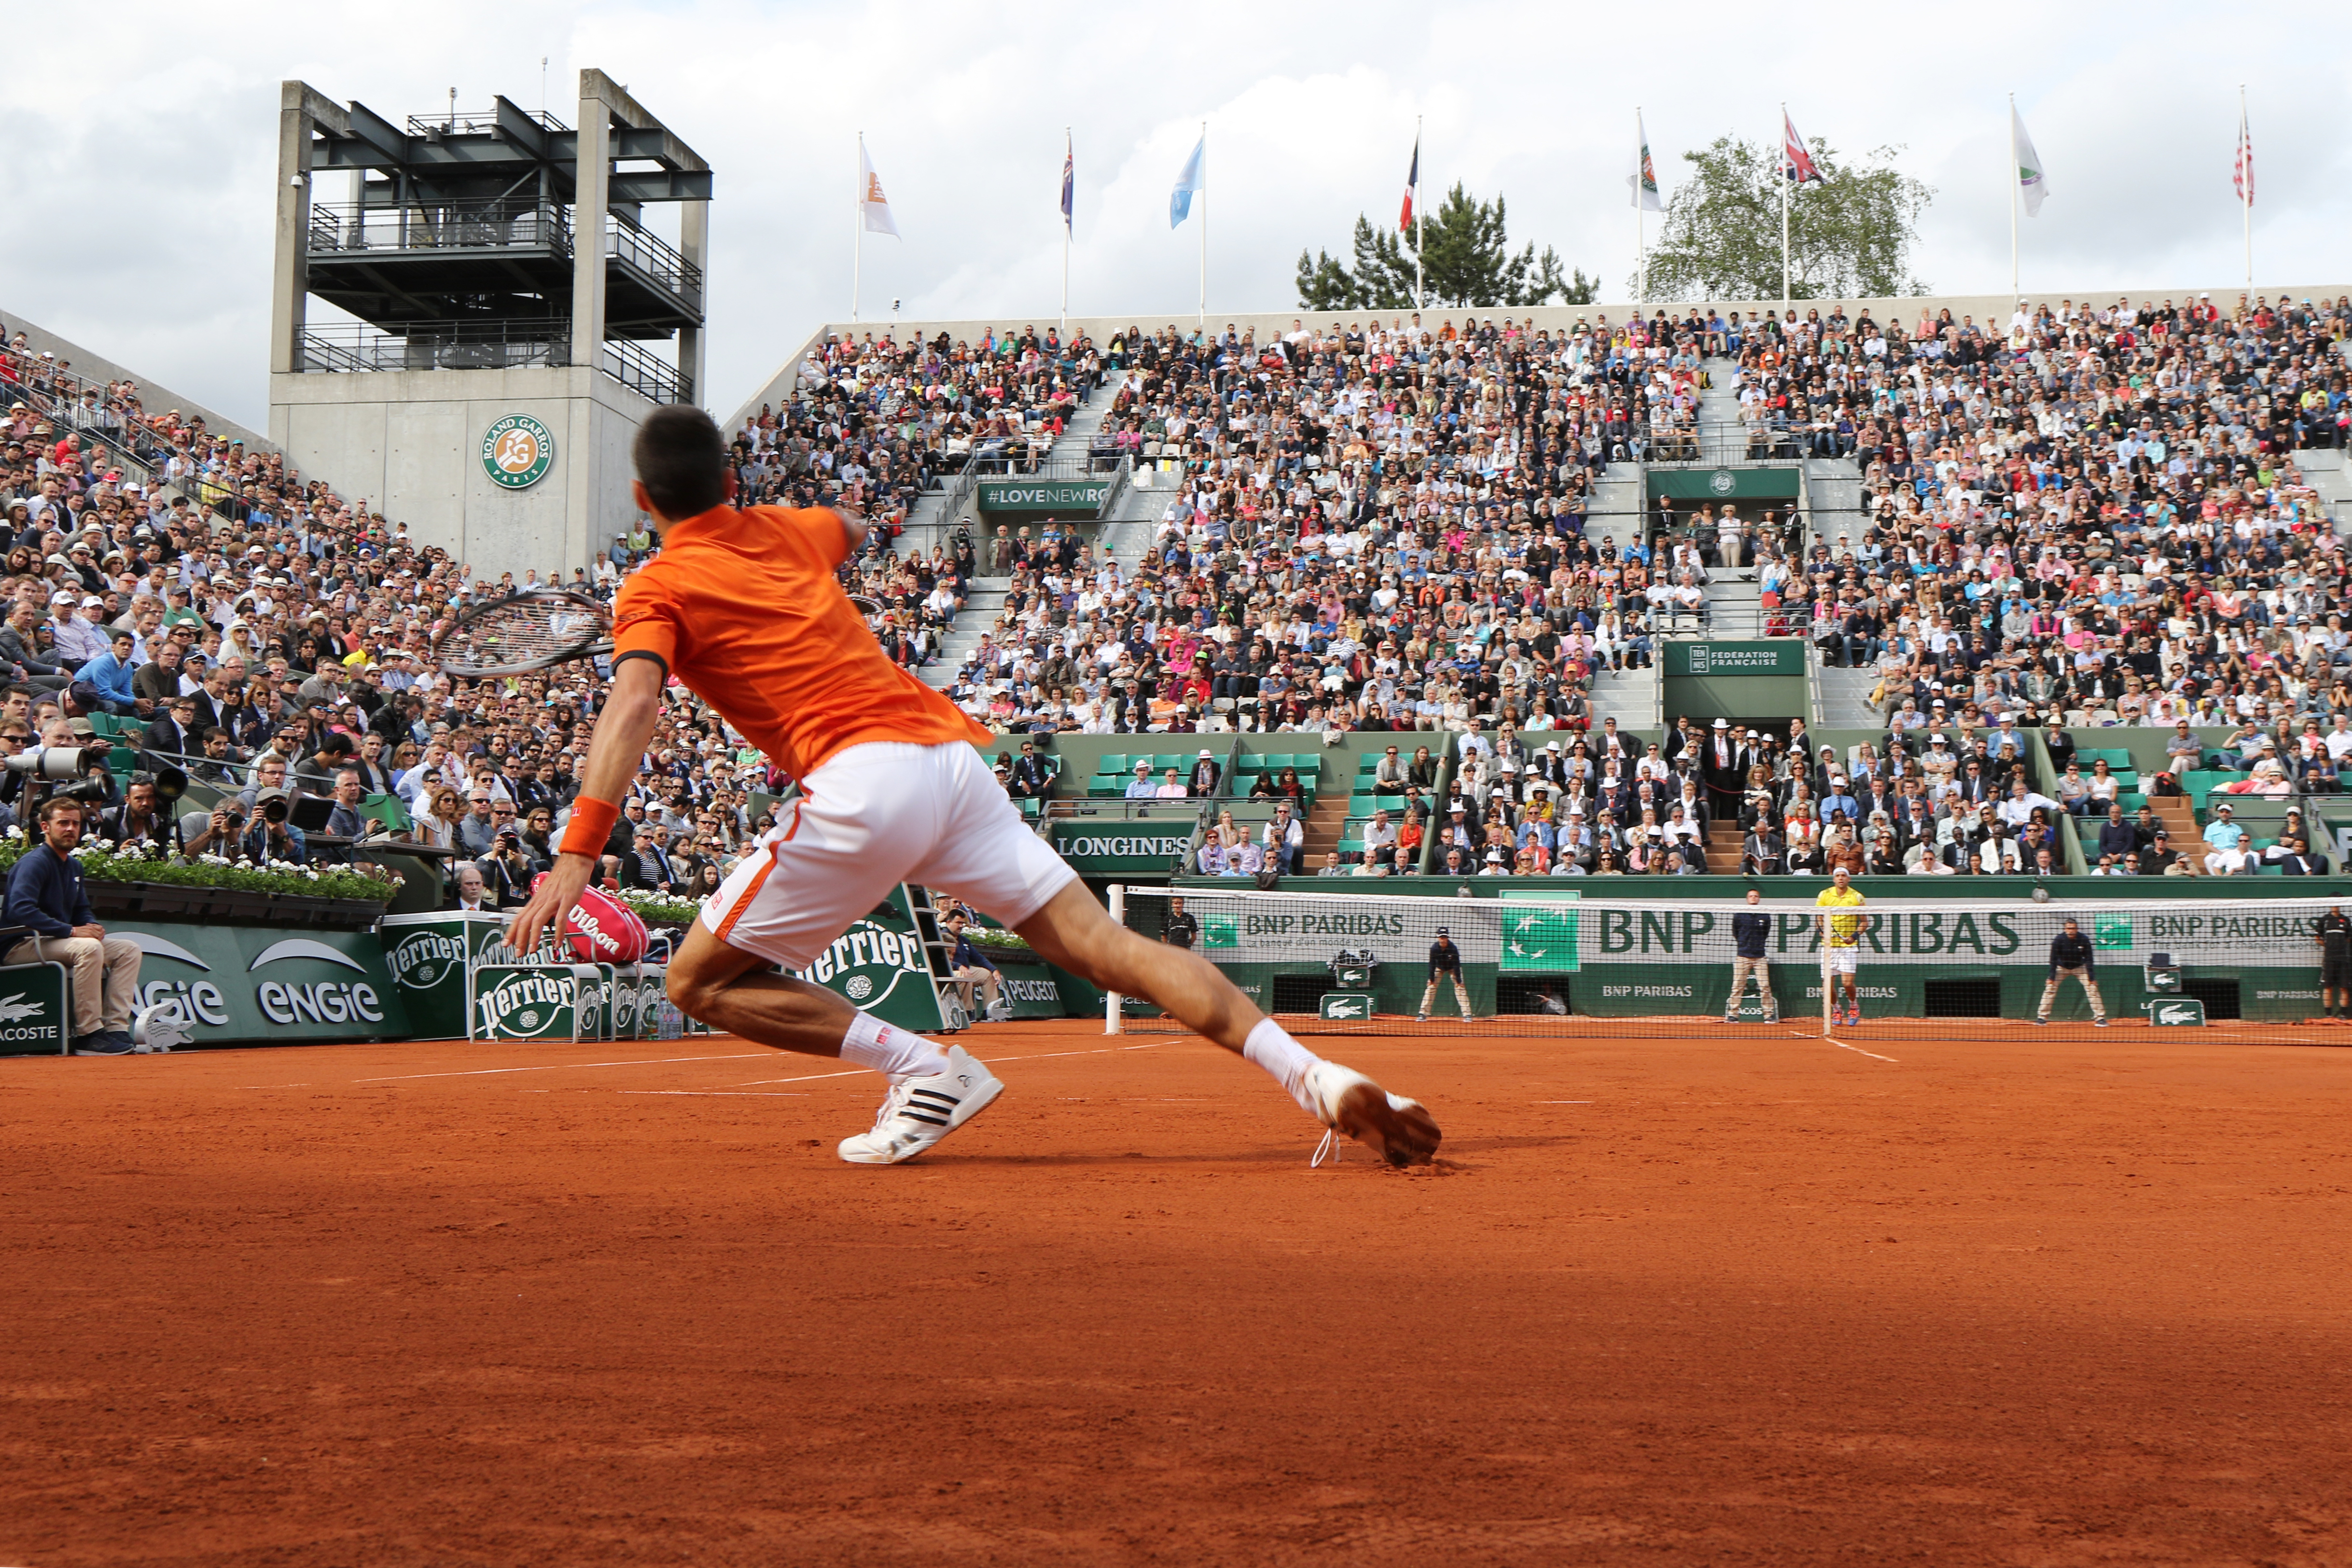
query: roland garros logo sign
[{"left": 482, "top": 413, "right": 557, "bottom": 490}]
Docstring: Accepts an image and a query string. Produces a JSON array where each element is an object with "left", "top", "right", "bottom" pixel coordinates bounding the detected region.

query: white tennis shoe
[
  {"left": 837, "top": 1045, "right": 1005, "bottom": 1165},
  {"left": 1301, "top": 1059, "right": 1441, "bottom": 1168}
]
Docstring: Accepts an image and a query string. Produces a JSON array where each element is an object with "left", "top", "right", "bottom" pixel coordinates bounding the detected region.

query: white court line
[
  {"left": 622, "top": 1091, "right": 812, "bottom": 1098},
  {"left": 1537, "top": 1100, "right": 1594, "bottom": 1103},
  {"left": 1823, "top": 1035, "right": 1899, "bottom": 1063},
  {"left": 352, "top": 1052, "right": 766, "bottom": 1083}
]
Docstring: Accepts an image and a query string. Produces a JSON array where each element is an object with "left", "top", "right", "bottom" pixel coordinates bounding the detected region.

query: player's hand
[{"left": 505, "top": 851, "right": 594, "bottom": 957}]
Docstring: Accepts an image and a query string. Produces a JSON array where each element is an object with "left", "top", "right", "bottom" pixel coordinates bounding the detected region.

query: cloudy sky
[{"left": 4, "top": 0, "right": 2344, "bottom": 430}]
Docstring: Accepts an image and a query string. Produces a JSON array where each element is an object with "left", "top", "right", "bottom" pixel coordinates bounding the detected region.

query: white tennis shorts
[
  {"left": 701, "top": 741, "right": 1078, "bottom": 971},
  {"left": 1823, "top": 947, "right": 1859, "bottom": 975}
]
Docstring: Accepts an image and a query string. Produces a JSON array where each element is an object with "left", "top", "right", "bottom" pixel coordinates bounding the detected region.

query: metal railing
[
  {"left": 604, "top": 216, "right": 703, "bottom": 307},
  {"left": 292, "top": 318, "right": 690, "bottom": 403},
  {"left": 306, "top": 199, "right": 572, "bottom": 257},
  {"left": 296, "top": 318, "right": 571, "bottom": 375},
  {"left": 602, "top": 337, "right": 692, "bottom": 404}
]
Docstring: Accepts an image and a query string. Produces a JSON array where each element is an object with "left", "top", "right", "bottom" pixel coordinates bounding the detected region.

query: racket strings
[{"left": 439, "top": 597, "right": 606, "bottom": 675}]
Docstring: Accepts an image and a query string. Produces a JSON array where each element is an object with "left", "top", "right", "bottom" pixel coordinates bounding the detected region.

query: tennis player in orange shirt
[{"left": 508, "top": 408, "right": 1439, "bottom": 1167}]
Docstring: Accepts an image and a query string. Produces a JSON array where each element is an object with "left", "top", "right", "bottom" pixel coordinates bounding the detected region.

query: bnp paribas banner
[
  {"left": 1163, "top": 891, "right": 2340, "bottom": 971},
  {"left": 1134, "top": 889, "right": 2336, "bottom": 1022}
]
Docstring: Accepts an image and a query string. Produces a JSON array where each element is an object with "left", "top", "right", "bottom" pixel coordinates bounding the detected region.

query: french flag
[{"left": 1400, "top": 132, "right": 1420, "bottom": 230}]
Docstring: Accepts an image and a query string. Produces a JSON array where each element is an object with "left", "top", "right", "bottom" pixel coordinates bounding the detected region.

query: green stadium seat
[
  {"left": 1099, "top": 755, "right": 1128, "bottom": 776},
  {"left": 361, "top": 791, "right": 412, "bottom": 833}
]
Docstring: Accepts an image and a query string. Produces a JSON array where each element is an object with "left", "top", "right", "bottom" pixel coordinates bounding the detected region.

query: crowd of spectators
[
  {"left": 0, "top": 319, "right": 783, "bottom": 914},
  {"left": 943, "top": 311, "right": 1736, "bottom": 738},
  {"left": 725, "top": 324, "right": 1104, "bottom": 674}
]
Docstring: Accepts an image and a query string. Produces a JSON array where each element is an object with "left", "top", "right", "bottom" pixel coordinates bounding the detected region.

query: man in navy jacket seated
[{"left": 4, "top": 795, "right": 145, "bottom": 1054}]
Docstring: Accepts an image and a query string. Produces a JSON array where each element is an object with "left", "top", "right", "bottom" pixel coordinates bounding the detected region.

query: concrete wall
[
  {"left": 270, "top": 365, "right": 654, "bottom": 578},
  {"left": 2, "top": 305, "right": 271, "bottom": 450},
  {"left": 721, "top": 281, "right": 2352, "bottom": 436}
]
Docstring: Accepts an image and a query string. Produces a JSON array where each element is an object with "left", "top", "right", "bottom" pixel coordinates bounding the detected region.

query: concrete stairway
[
  {"left": 1698, "top": 358, "right": 1744, "bottom": 464},
  {"left": 1815, "top": 664, "right": 1880, "bottom": 729},
  {"left": 1804, "top": 457, "right": 1865, "bottom": 553},
  {"left": 919, "top": 576, "right": 1009, "bottom": 689},
  {"left": 2296, "top": 448, "right": 2352, "bottom": 538},
  {"left": 1587, "top": 459, "right": 1644, "bottom": 546},
  {"left": 1587, "top": 663, "right": 1659, "bottom": 731}
]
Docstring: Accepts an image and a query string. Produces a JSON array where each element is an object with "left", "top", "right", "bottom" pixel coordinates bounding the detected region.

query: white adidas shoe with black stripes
[{"left": 837, "top": 1045, "right": 1005, "bottom": 1166}]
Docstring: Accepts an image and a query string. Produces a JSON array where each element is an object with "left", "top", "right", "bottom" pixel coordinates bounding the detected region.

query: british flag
[{"left": 1783, "top": 111, "right": 1823, "bottom": 186}]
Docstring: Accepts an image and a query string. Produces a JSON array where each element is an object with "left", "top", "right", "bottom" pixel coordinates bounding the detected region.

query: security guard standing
[
  {"left": 2317, "top": 905, "right": 2352, "bottom": 1022},
  {"left": 1418, "top": 924, "right": 1475, "bottom": 1023}
]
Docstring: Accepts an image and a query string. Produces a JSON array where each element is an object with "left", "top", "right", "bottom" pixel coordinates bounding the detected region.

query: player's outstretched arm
[{"left": 505, "top": 657, "right": 665, "bottom": 956}]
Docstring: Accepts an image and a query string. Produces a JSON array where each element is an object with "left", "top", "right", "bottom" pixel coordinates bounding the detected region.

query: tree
[
  {"left": 1296, "top": 183, "right": 1598, "bottom": 311},
  {"left": 1639, "top": 135, "right": 1932, "bottom": 302}
]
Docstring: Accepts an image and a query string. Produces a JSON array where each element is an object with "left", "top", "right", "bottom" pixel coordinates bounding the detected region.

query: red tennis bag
[{"left": 530, "top": 873, "right": 650, "bottom": 964}]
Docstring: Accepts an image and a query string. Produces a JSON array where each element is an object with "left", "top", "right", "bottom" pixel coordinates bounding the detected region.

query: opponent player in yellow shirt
[{"left": 1813, "top": 866, "right": 1868, "bottom": 1027}]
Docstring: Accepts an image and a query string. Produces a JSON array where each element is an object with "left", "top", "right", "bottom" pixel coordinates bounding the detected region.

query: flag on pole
[
  {"left": 1628, "top": 110, "right": 1663, "bottom": 211},
  {"left": 1400, "top": 131, "right": 1420, "bottom": 230},
  {"left": 2233, "top": 103, "right": 2255, "bottom": 204},
  {"left": 1061, "top": 132, "right": 1074, "bottom": 232},
  {"left": 859, "top": 140, "right": 899, "bottom": 237},
  {"left": 2013, "top": 105, "right": 2048, "bottom": 217},
  {"left": 1782, "top": 111, "right": 1823, "bottom": 186},
  {"left": 1169, "top": 132, "right": 1205, "bottom": 228}
]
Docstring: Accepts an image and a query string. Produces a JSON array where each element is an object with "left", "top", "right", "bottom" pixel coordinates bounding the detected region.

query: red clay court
[{"left": 5, "top": 1019, "right": 2350, "bottom": 1567}]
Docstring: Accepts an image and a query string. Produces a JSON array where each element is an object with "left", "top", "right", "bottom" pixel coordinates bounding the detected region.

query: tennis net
[{"left": 1110, "top": 886, "right": 2345, "bottom": 1041}]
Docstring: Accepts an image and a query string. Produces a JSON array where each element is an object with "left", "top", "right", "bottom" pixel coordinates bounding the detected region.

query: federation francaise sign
[{"left": 1669, "top": 641, "right": 1805, "bottom": 677}]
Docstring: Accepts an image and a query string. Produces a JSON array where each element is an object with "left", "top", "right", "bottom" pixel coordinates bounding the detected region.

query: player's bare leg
[
  {"left": 1014, "top": 883, "right": 1441, "bottom": 1166},
  {"left": 667, "top": 923, "right": 1004, "bottom": 1165}
]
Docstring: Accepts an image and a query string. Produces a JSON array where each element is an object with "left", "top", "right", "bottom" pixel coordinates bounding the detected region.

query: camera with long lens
[
  {"left": 260, "top": 793, "right": 290, "bottom": 824},
  {"left": 5, "top": 742, "right": 114, "bottom": 805}
]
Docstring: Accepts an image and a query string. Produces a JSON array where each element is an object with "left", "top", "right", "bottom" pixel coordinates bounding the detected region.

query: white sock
[
  {"left": 839, "top": 1011, "right": 949, "bottom": 1081},
  {"left": 1243, "top": 1017, "right": 1323, "bottom": 1113}
]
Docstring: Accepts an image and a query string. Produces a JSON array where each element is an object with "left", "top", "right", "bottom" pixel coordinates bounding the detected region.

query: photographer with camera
[
  {"left": 179, "top": 796, "right": 248, "bottom": 861},
  {"left": 99, "top": 773, "right": 176, "bottom": 854},
  {"left": 482, "top": 828, "right": 535, "bottom": 907},
  {"left": 242, "top": 787, "right": 308, "bottom": 866},
  {"left": 3, "top": 794, "right": 143, "bottom": 1055}
]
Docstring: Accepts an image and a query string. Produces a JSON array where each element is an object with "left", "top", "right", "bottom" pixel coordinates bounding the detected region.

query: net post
[{"left": 1104, "top": 883, "right": 1125, "bottom": 1035}]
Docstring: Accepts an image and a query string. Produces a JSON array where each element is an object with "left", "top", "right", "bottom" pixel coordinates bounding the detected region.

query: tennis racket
[
  {"left": 432, "top": 590, "right": 614, "bottom": 677},
  {"left": 431, "top": 588, "right": 893, "bottom": 678}
]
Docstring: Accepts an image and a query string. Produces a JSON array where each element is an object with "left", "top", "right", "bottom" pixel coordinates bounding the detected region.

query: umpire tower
[{"left": 267, "top": 72, "right": 711, "bottom": 578}]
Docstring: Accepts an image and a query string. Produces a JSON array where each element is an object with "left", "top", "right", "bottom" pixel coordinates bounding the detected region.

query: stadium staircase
[
  {"left": 1299, "top": 790, "right": 1352, "bottom": 870},
  {"left": 1698, "top": 359, "right": 1744, "bottom": 465},
  {"left": 2298, "top": 448, "right": 2352, "bottom": 537},
  {"left": 919, "top": 577, "right": 1007, "bottom": 690}
]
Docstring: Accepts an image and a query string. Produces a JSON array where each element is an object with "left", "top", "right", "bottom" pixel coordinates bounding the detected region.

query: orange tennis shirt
[{"left": 610, "top": 504, "right": 990, "bottom": 779}]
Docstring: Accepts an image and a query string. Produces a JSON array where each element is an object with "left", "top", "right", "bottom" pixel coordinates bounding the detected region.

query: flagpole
[
  {"left": 1779, "top": 104, "right": 1789, "bottom": 313},
  {"left": 2008, "top": 93, "right": 2019, "bottom": 301},
  {"left": 1061, "top": 126, "right": 1071, "bottom": 337},
  {"left": 1414, "top": 114, "right": 1424, "bottom": 313},
  {"left": 852, "top": 130, "right": 863, "bottom": 323},
  {"left": 1634, "top": 107, "right": 1646, "bottom": 307},
  {"left": 2240, "top": 84, "right": 2252, "bottom": 293},
  {"left": 1198, "top": 121, "right": 1208, "bottom": 327}
]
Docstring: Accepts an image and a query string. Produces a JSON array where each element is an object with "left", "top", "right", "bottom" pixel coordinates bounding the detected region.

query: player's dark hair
[{"left": 632, "top": 405, "right": 728, "bottom": 520}]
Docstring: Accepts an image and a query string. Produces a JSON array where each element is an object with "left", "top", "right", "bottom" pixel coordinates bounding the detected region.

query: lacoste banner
[{"left": 0, "top": 960, "right": 71, "bottom": 1055}]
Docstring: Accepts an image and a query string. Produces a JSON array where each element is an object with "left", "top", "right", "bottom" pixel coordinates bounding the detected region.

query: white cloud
[{"left": 1, "top": 0, "right": 2342, "bottom": 430}]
